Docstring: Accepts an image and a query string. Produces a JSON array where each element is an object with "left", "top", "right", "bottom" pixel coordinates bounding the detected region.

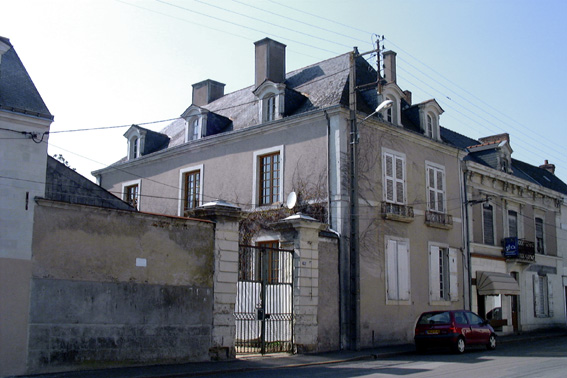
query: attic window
[
  {"left": 132, "top": 137, "right": 139, "bottom": 158},
  {"left": 188, "top": 117, "right": 202, "bottom": 141},
  {"left": 264, "top": 95, "right": 276, "bottom": 122},
  {"left": 426, "top": 115, "right": 433, "bottom": 137}
]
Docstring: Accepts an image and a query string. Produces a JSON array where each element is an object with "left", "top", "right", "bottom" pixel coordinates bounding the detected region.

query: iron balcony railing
[
  {"left": 381, "top": 202, "right": 414, "bottom": 222},
  {"left": 502, "top": 237, "right": 535, "bottom": 262},
  {"left": 425, "top": 210, "right": 453, "bottom": 228}
]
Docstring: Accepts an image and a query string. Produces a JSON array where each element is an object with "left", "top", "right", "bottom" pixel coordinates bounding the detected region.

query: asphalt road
[{"left": 212, "top": 336, "right": 567, "bottom": 377}]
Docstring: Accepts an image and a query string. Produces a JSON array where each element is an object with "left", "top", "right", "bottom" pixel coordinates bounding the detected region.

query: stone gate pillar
[
  {"left": 193, "top": 201, "right": 241, "bottom": 360},
  {"left": 276, "top": 214, "right": 326, "bottom": 353}
]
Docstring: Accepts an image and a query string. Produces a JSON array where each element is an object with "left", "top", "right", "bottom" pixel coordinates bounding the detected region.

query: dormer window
[
  {"left": 381, "top": 88, "right": 403, "bottom": 127},
  {"left": 181, "top": 106, "right": 208, "bottom": 143},
  {"left": 254, "top": 81, "right": 285, "bottom": 124},
  {"left": 417, "top": 100, "right": 443, "bottom": 141},
  {"left": 124, "top": 127, "right": 146, "bottom": 161}
]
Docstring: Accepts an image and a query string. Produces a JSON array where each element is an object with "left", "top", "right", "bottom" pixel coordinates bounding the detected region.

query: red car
[{"left": 414, "top": 310, "right": 497, "bottom": 353}]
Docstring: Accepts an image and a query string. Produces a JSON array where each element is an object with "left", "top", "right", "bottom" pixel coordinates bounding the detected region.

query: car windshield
[{"left": 418, "top": 312, "right": 451, "bottom": 325}]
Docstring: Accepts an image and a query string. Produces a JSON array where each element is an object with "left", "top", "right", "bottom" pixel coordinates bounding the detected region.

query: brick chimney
[
  {"left": 192, "top": 79, "right": 225, "bottom": 107},
  {"left": 382, "top": 50, "right": 397, "bottom": 84},
  {"left": 254, "top": 38, "right": 286, "bottom": 88},
  {"left": 403, "top": 90, "right": 412, "bottom": 106},
  {"left": 539, "top": 160, "right": 556, "bottom": 175}
]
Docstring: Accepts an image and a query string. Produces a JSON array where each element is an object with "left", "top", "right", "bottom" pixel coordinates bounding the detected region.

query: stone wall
[
  {"left": 29, "top": 200, "right": 216, "bottom": 373},
  {"left": 317, "top": 234, "right": 340, "bottom": 352}
]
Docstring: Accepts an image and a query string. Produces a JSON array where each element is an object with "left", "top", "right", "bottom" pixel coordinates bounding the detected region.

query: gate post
[
  {"left": 193, "top": 201, "right": 241, "bottom": 360},
  {"left": 276, "top": 214, "right": 326, "bottom": 353}
]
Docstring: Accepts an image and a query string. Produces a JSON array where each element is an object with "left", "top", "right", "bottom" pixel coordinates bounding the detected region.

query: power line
[{"left": 154, "top": 0, "right": 342, "bottom": 56}]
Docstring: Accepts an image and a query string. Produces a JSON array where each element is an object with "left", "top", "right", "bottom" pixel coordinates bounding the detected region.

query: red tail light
[{"left": 448, "top": 322, "right": 457, "bottom": 334}]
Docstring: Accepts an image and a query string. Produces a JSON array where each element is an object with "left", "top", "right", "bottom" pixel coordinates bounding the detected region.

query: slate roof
[
  {"left": 441, "top": 127, "right": 567, "bottom": 195},
  {"left": 46, "top": 156, "right": 136, "bottom": 210},
  {"left": 0, "top": 36, "right": 53, "bottom": 120},
  {"left": 159, "top": 52, "right": 379, "bottom": 149}
]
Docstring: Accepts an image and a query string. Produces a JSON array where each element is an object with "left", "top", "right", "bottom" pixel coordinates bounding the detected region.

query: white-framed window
[
  {"left": 253, "top": 145, "right": 284, "bottom": 208},
  {"left": 122, "top": 179, "right": 141, "bottom": 209},
  {"left": 382, "top": 149, "right": 406, "bottom": 205},
  {"left": 482, "top": 202, "right": 495, "bottom": 245},
  {"left": 385, "top": 237, "right": 410, "bottom": 303},
  {"left": 429, "top": 244, "right": 458, "bottom": 303},
  {"left": 426, "top": 163, "right": 445, "bottom": 213},
  {"left": 178, "top": 164, "right": 203, "bottom": 216},
  {"left": 533, "top": 274, "right": 553, "bottom": 318}
]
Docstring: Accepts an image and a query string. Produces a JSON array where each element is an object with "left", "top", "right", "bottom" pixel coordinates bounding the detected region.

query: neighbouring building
[
  {"left": 443, "top": 130, "right": 567, "bottom": 333},
  {"left": 0, "top": 36, "right": 54, "bottom": 376},
  {"left": 93, "top": 38, "right": 467, "bottom": 349}
]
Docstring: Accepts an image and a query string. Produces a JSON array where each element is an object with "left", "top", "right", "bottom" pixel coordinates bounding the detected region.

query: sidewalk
[{"left": 12, "top": 328, "right": 567, "bottom": 378}]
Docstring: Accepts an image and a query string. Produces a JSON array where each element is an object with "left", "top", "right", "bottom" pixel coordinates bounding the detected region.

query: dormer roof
[{"left": 123, "top": 125, "right": 170, "bottom": 156}]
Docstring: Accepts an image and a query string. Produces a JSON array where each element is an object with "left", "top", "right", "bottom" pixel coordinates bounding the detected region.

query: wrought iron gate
[{"left": 235, "top": 244, "right": 294, "bottom": 354}]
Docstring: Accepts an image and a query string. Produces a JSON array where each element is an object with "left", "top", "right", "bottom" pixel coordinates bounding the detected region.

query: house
[
  {"left": 442, "top": 129, "right": 567, "bottom": 333},
  {"left": 0, "top": 36, "right": 54, "bottom": 376},
  {"left": 93, "top": 38, "right": 467, "bottom": 348}
]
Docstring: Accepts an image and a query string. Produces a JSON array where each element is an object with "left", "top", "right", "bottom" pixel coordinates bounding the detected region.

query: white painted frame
[
  {"left": 252, "top": 145, "right": 284, "bottom": 208},
  {"left": 178, "top": 164, "right": 204, "bottom": 216}
]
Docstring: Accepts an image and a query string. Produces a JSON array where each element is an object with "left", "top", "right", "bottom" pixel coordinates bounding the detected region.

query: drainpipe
[
  {"left": 324, "top": 110, "right": 333, "bottom": 228},
  {"left": 462, "top": 167, "right": 472, "bottom": 311}
]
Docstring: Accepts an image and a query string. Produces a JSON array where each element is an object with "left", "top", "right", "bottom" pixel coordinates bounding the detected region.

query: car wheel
[
  {"left": 454, "top": 337, "right": 466, "bottom": 353},
  {"left": 487, "top": 334, "right": 496, "bottom": 350}
]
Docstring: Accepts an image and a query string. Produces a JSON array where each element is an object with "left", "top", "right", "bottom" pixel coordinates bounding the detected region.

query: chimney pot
[
  {"left": 403, "top": 90, "right": 412, "bottom": 105},
  {"left": 539, "top": 160, "right": 556, "bottom": 175}
]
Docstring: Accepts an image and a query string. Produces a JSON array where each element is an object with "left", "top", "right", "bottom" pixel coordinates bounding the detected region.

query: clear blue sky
[{"left": 3, "top": 0, "right": 566, "bottom": 181}]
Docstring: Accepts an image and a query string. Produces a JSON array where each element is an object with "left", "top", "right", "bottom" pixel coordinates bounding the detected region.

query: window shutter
[
  {"left": 449, "top": 248, "right": 458, "bottom": 301},
  {"left": 437, "top": 170, "right": 444, "bottom": 212},
  {"left": 386, "top": 240, "right": 398, "bottom": 300},
  {"left": 384, "top": 154, "right": 394, "bottom": 202},
  {"left": 548, "top": 277, "right": 554, "bottom": 317},
  {"left": 483, "top": 204, "right": 494, "bottom": 245},
  {"left": 533, "top": 275, "right": 542, "bottom": 318},
  {"left": 429, "top": 246, "right": 440, "bottom": 301},
  {"left": 395, "top": 156, "right": 404, "bottom": 204},
  {"left": 398, "top": 242, "right": 410, "bottom": 300}
]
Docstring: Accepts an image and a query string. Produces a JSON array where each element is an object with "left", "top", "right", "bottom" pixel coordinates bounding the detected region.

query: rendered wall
[{"left": 29, "top": 200, "right": 215, "bottom": 373}]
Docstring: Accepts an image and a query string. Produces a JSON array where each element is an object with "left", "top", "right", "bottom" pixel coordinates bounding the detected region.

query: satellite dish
[{"left": 286, "top": 191, "right": 297, "bottom": 209}]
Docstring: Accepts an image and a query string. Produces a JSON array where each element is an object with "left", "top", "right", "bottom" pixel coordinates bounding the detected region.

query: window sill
[{"left": 386, "top": 299, "right": 412, "bottom": 305}]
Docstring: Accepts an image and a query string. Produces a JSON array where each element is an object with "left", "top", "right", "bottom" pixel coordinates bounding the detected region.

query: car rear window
[{"left": 418, "top": 312, "right": 451, "bottom": 325}]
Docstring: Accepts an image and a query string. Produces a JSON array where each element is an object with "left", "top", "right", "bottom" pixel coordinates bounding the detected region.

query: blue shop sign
[{"left": 504, "top": 237, "right": 518, "bottom": 257}]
